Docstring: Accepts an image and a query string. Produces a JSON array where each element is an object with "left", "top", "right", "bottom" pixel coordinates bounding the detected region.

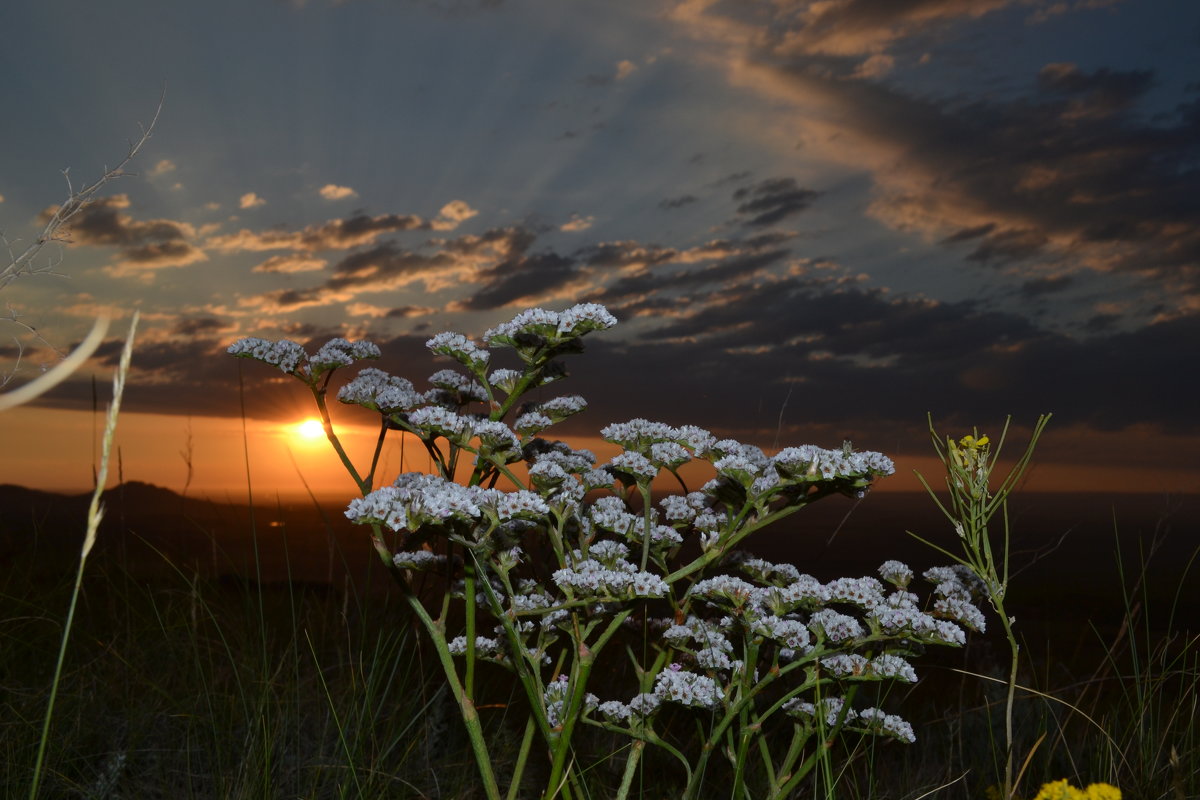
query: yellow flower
[
  {"left": 1025, "top": 780, "right": 1121, "bottom": 800},
  {"left": 958, "top": 433, "right": 990, "bottom": 450}
]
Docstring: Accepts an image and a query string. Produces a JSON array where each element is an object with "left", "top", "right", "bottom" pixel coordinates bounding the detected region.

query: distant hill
[
  {"left": 1, "top": 482, "right": 1196, "bottom": 632},
  {"left": 0, "top": 481, "right": 377, "bottom": 584}
]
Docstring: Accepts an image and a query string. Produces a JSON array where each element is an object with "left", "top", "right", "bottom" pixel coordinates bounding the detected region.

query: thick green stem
[{"left": 614, "top": 740, "right": 645, "bottom": 800}]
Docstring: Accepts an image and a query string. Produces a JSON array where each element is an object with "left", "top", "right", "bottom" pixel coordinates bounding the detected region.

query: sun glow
[{"left": 294, "top": 418, "right": 325, "bottom": 441}]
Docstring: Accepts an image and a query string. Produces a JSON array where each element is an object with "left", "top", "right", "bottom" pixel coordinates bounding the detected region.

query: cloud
[
  {"left": 149, "top": 159, "right": 176, "bottom": 176},
  {"left": 431, "top": 200, "right": 479, "bottom": 231},
  {"left": 251, "top": 254, "right": 328, "bottom": 273},
  {"left": 667, "top": 8, "right": 1199, "bottom": 313},
  {"left": 659, "top": 194, "right": 697, "bottom": 210},
  {"left": 239, "top": 192, "right": 267, "bottom": 209},
  {"left": 732, "top": 178, "right": 820, "bottom": 227},
  {"left": 209, "top": 211, "right": 430, "bottom": 252},
  {"left": 234, "top": 228, "right": 515, "bottom": 314},
  {"left": 0, "top": 193, "right": 5, "bottom": 203},
  {"left": 106, "top": 241, "right": 208, "bottom": 275},
  {"left": 44, "top": 194, "right": 205, "bottom": 275},
  {"left": 582, "top": 58, "right": 639, "bottom": 87},
  {"left": 561, "top": 214, "right": 595, "bottom": 232},
  {"left": 345, "top": 302, "right": 435, "bottom": 319},
  {"left": 319, "top": 183, "right": 358, "bottom": 201}
]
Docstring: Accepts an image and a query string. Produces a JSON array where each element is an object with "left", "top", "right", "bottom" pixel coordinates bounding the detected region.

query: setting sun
[{"left": 294, "top": 418, "right": 325, "bottom": 441}]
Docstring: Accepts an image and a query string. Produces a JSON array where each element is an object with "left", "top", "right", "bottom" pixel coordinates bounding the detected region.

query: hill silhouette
[{"left": 1, "top": 482, "right": 1196, "bottom": 637}]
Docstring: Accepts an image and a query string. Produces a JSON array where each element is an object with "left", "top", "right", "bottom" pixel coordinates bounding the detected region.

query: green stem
[
  {"left": 614, "top": 740, "right": 645, "bottom": 800},
  {"left": 507, "top": 716, "right": 538, "bottom": 800}
]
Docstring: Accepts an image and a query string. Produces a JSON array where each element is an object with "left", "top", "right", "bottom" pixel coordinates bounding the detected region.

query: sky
[{"left": 0, "top": 0, "right": 1198, "bottom": 498}]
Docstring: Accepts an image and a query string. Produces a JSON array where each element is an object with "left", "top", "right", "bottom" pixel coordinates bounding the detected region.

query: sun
[{"left": 293, "top": 418, "right": 325, "bottom": 441}]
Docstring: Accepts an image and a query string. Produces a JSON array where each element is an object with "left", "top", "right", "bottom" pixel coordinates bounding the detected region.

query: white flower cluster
[
  {"left": 543, "top": 676, "right": 599, "bottom": 729},
  {"left": 734, "top": 555, "right": 802, "bottom": 587},
  {"left": 346, "top": 472, "right": 484, "bottom": 530},
  {"left": 784, "top": 695, "right": 850, "bottom": 727},
  {"left": 856, "top": 708, "right": 917, "bottom": 743},
  {"left": 426, "top": 332, "right": 490, "bottom": 370},
  {"left": 486, "top": 490, "right": 550, "bottom": 521},
  {"left": 337, "top": 368, "right": 423, "bottom": 412},
  {"left": 581, "top": 469, "right": 615, "bottom": 490},
  {"left": 408, "top": 406, "right": 474, "bottom": 443},
  {"left": 878, "top": 559, "right": 914, "bottom": 588},
  {"left": 659, "top": 494, "right": 699, "bottom": 523},
  {"left": 552, "top": 558, "right": 668, "bottom": 599},
  {"left": 473, "top": 419, "right": 521, "bottom": 455},
  {"left": 653, "top": 666, "right": 724, "bottom": 709},
  {"left": 866, "top": 590, "right": 968, "bottom": 646},
  {"left": 588, "top": 496, "right": 639, "bottom": 536},
  {"left": 483, "top": 304, "right": 617, "bottom": 348},
  {"left": 448, "top": 635, "right": 502, "bottom": 659},
  {"left": 754, "top": 615, "right": 812, "bottom": 651},
  {"left": 556, "top": 303, "right": 618, "bottom": 336},
  {"left": 772, "top": 445, "right": 896, "bottom": 480},
  {"left": 393, "top": 550, "right": 447, "bottom": 570},
  {"left": 227, "top": 337, "right": 309, "bottom": 375},
  {"left": 535, "top": 395, "right": 588, "bottom": 421},
  {"left": 507, "top": 587, "right": 568, "bottom": 630},
  {"left": 515, "top": 412, "right": 553, "bottom": 436},
  {"left": 808, "top": 609, "right": 865, "bottom": 643},
  {"left": 428, "top": 369, "right": 488, "bottom": 404},
  {"left": 688, "top": 575, "right": 768, "bottom": 611},
  {"left": 825, "top": 576, "right": 885, "bottom": 610},
  {"left": 608, "top": 451, "right": 657, "bottom": 481},
  {"left": 626, "top": 523, "right": 683, "bottom": 549},
  {"left": 649, "top": 441, "right": 691, "bottom": 469},
  {"left": 601, "top": 418, "right": 685, "bottom": 454},
  {"left": 487, "top": 368, "right": 522, "bottom": 394},
  {"left": 924, "top": 565, "right": 987, "bottom": 632},
  {"left": 311, "top": 338, "right": 381, "bottom": 369}
]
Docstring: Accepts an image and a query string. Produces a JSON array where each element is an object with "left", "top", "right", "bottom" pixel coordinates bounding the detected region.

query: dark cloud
[
  {"left": 732, "top": 178, "right": 820, "bottom": 227},
  {"left": 659, "top": 194, "right": 698, "bottom": 210},
  {"left": 46, "top": 194, "right": 203, "bottom": 271},
  {"left": 1038, "top": 62, "right": 1155, "bottom": 118},
  {"left": 451, "top": 252, "right": 580, "bottom": 311},
  {"left": 1018, "top": 275, "right": 1074, "bottom": 298},
  {"left": 965, "top": 229, "right": 1049, "bottom": 265},
  {"left": 173, "top": 316, "right": 228, "bottom": 337}
]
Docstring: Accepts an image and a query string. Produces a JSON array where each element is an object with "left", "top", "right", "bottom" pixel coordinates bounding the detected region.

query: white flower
[
  {"left": 878, "top": 560, "right": 914, "bottom": 588},
  {"left": 856, "top": 708, "right": 916, "bottom": 743},
  {"left": 311, "top": 337, "right": 380, "bottom": 369},
  {"left": 393, "top": 550, "right": 447, "bottom": 570},
  {"left": 608, "top": 451, "right": 658, "bottom": 480},
  {"left": 868, "top": 654, "right": 917, "bottom": 683},
  {"left": 337, "top": 368, "right": 422, "bottom": 412},
  {"left": 227, "top": 337, "right": 308, "bottom": 375},
  {"left": 808, "top": 609, "right": 864, "bottom": 643},
  {"left": 557, "top": 303, "right": 617, "bottom": 335},
  {"left": 426, "top": 331, "right": 490, "bottom": 369},
  {"left": 653, "top": 667, "right": 724, "bottom": 709}
]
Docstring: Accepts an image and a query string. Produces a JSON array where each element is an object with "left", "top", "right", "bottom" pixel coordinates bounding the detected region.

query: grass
[{"left": 2, "top": 507, "right": 1195, "bottom": 800}]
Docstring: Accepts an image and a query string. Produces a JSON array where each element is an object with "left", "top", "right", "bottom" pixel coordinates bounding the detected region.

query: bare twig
[
  {"left": 0, "top": 91, "right": 163, "bottom": 408},
  {"left": 0, "top": 91, "right": 164, "bottom": 292}
]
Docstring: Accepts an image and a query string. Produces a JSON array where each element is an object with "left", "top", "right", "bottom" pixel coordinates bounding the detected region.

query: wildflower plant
[
  {"left": 229, "top": 304, "right": 986, "bottom": 800},
  {"left": 912, "top": 415, "right": 1051, "bottom": 800}
]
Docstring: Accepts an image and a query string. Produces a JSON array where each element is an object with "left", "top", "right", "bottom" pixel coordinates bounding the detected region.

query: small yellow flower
[
  {"left": 958, "top": 433, "right": 990, "bottom": 450},
  {"left": 1026, "top": 780, "right": 1121, "bottom": 800}
]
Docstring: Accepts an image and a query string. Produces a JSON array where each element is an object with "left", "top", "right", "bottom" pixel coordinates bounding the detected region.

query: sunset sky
[{"left": 1, "top": 0, "right": 1197, "bottom": 499}]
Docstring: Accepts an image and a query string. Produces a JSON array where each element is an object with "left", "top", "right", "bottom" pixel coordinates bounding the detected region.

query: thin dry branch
[
  {"left": 0, "top": 92, "right": 163, "bottom": 292},
  {"left": 0, "top": 91, "right": 163, "bottom": 409}
]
